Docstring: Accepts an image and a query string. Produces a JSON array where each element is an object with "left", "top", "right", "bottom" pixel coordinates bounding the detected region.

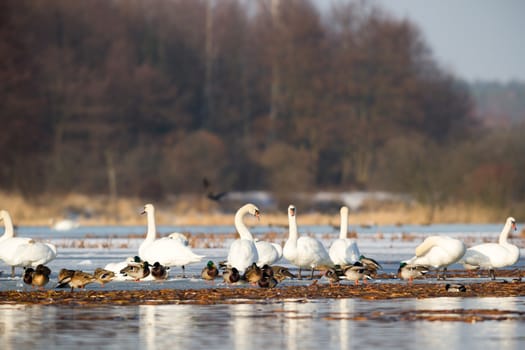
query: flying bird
[{"left": 202, "top": 177, "right": 228, "bottom": 201}]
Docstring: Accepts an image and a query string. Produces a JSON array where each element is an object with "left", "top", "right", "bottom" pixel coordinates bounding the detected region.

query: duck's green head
[
  {"left": 399, "top": 262, "right": 407, "bottom": 268},
  {"left": 133, "top": 256, "right": 142, "bottom": 263},
  {"left": 207, "top": 261, "right": 215, "bottom": 268}
]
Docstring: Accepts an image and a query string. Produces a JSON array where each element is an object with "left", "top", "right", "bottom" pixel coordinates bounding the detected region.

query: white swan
[
  {"left": 460, "top": 217, "right": 519, "bottom": 279},
  {"left": 283, "top": 204, "right": 333, "bottom": 279},
  {"left": 404, "top": 235, "right": 466, "bottom": 279},
  {"left": 51, "top": 218, "right": 80, "bottom": 231},
  {"left": 168, "top": 232, "right": 189, "bottom": 246},
  {"left": 329, "top": 206, "right": 361, "bottom": 266},
  {"left": 0, "top": 210, "right": 57, "bottom": 277},
  {"left": 139, "top": 203, "right": 204, "bottom": 277},
  {"left": 226, "top": 203, "right": 260, "bottom": 274},
  {"left": 255, "top": 239, "right": 283, "bottom": 266}
]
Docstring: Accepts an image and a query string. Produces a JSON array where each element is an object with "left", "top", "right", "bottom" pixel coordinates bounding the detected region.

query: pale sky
[
  {"left": 315, "top": 0, "right": 525, "bottom": 82},
  {"left": 373, "top": 0, "right": 525, "bottom": 82}
]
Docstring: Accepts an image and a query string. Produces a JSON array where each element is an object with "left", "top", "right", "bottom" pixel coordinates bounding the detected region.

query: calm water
[{"left": 1, "top": 297, "right": 525, "bottom": 350}]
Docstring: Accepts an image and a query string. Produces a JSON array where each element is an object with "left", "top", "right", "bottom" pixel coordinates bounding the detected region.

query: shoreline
[{"left": 1, "top": 281, "right": 524, "bottom": 306}]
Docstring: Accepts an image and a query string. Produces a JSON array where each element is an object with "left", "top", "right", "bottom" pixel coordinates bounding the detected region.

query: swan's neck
[
  {"left": 499, "top": 221, "right": 513, "bottom": 245},
  {"left": 145, "top": 210, "right": 157, "bottom": 241},
  {"left": 339, "top": 212, "right": 348, "bottom": 239},
  {"left": 288, "top": 214, "right": 298, "bottom": 243},
  {"left": 235, "top": 206, "right": 254, "bottom": 240},
  {"left": 0, "top": 214, "right": 14, "bottom": 240}
]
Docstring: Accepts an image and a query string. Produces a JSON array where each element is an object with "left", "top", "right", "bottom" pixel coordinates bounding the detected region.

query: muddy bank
[{"left": 1, "top": 280, "right": 524, "bottom": 306}]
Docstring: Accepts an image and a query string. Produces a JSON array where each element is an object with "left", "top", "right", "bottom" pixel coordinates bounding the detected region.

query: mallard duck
[
  {"left": 94, "top": 268, "right": 115, "bottom": 286},
  {"left": 324, "top": 268, "right": 341, "bottom": 286},
  {"left": 23, "top": 267, "right": 34, "bottom": 286},
  {"left": 57, "top": 270, "right": 96, "bottom": 291},
  {"left": 258, "top": 265, "right": 278, "bottom": 288},
  {"left": 397, "top": 262, "right": 429, "bottom": 284},
  {"left": 151, "top": 262, "right": 169, "bottom": 280},
  {"left": 359, "top": 255, "right": 382, "bottom": 272},
  {"left": 271, "top": 265, "right": 296, "bottom": 282},
  {"left": 56, "top": 268, "right": 75, "bottom": 288},
  {"left": 244, "top": 262, "right": 263, "bottom": 284},
  {"left": 343, "top": 262, "right": 373, "bottom": 285},
  {"left": 222, "top": 266, "right": 240, "bottom": 284},
  {"left": 120, "top": 261, "right": 150, "bottom": 281},
  {"left": 201, "top": 260, "right": 219, "bottom": 281},
  {"left": 31, "top": 264, "right": 51, "bottom": 289},
  {"left": 445, "top": 283, "right": 467, "bottom": 292}
]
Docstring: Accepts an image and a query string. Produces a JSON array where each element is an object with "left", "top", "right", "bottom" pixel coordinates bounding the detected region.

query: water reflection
[{"left": 1, "top": 298, "right": 525, "bottom": 350}]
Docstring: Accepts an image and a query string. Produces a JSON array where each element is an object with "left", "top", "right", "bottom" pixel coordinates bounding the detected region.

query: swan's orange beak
[
  {"left": 140, "top": 208, "right": 146, "bottom": 215},
  {"left": 254, "top": 210, "right": 260, "bottom": 221}
]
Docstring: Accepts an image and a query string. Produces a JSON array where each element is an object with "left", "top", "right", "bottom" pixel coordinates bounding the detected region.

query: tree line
[{"left": 1, "top": 0, "right": 524, "bottom": 216}]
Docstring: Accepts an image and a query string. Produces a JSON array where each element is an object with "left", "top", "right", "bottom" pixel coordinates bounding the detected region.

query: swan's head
[
  {"left": 0, "top": 210, "right": 9, "bottom": 221},
  {"left": 246, "top": 204, "right": 260, "bottom": 219},
  {"left": 340, "top": 206, "right": 349, "bottom": 215},
  {"left": 288, "top": 205, "right": 296, "bottom": 217},
  {"left": 141, "top": 204, "right": 154, "bottom": 215},
  {"left": 507, "top": 217, "right": 517, "bottom": 232}
]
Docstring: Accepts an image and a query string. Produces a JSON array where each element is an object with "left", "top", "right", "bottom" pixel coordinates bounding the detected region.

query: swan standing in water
[
  {"left": 461, "top": 217, "right": 519, "bottom": 279},
  {"left": 229, "top": 203, "right": 281, "bottom": 266},
  {"left": 0, "top": 210, "right": 57, "bottom": 277},
  {"left": 403, "top": 235, "right": 466, "bottom": 280},
  {"left": 226, "top": 203, "right": 260, "bottom": 274},
  {"left": 283, "top": 204, "right": 332, "bottom": 279},
  {"left": 329, "top": 206, "right": 361, "bottom": 266},
  {"left": 139, "top": 204, "right": 204, "bottom": 277}
]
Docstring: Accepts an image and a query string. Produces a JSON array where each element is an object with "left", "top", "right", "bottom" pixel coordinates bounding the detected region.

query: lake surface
[
  {"left": 1, "top": 223, "right": 524, "bottom": 349},
  {"left": 2, "top": 297, "right": 525, "bottom": 350}
]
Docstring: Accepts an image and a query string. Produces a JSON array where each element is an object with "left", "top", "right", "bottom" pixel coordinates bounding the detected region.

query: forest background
[{"left": 1, "top": 0, "right": 524, "bottom": 225}]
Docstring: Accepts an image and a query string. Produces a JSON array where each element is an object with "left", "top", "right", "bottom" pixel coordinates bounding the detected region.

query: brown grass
[
  {"left": 0, "top": 192, "right": 519, "bottom": 226},
  {"left": 1, "top": 280, "right": 524, "bottom": 306}
]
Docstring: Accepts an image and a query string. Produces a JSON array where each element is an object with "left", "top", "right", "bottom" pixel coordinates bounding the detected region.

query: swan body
[
  {"left": 168, "top": 232, "right": 189, "bottom": 246},
  {"left": 226, "top": 203, "right": 260, "bottom": 274},
  {"left": 0, "top": 210, "right": 57, "bottom": 276},
  {"left": 461, "top": 217, "right": 519, "bottom": 279},
  {"left": 283, "top": 205, "right": 332, "bottom": 279},
  {"left": 404, "top": 235, "right": 466, "bottom": 279},
  {"left": 255, "top": 240, "right": 283, "bottom": 266},
  {"left": 139, "top": 204, "right": 204, "bottom": 276},
  {"left": 52, "top": 219, "right": 80, "bottom": 231},
  {"left": 329, "top": 206, "right": 361, "bottom": 266}
]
